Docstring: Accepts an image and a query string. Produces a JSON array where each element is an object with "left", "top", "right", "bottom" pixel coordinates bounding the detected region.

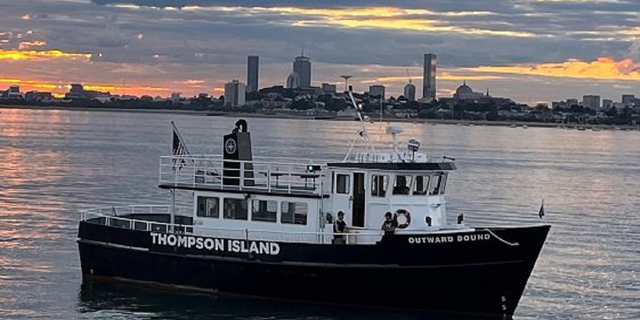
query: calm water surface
[{"left": 1, "top": 108, "right": 639, "bottom": 320}]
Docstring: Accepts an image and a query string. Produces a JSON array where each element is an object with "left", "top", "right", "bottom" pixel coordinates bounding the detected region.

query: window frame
[
  {"left": 371, "top": 174, "right": 389, "bottom": 197},
  {"left": 196, "top": 196, "right": 220, "bottom": 218},
  {"left": 223, "top": 198, "right": 248, "bottom": 220},
  {"left": 251, "top": 199, "right": 277, "bottom": 223},
  {"left": 336, "top": 173, "right": 350, "bottom": 194},
  {"left": 280, "top": 201, "right": 308, "bottom": 225}
]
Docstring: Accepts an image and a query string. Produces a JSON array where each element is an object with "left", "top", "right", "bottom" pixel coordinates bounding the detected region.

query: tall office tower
[
  {"left": 423, "top": 53, "right": 437, "bottom": 101},
  {"left": 293, "top": 54, "right": 311, "bottom": 88},
  {"left": 404, "top": 82, "right": 416, "bottom": 101},
  {"left": 583, "top": 95, "right": 601, "bottom": 110},
  {"left": 247, "top": 56, "right": 259, "bottom": 93},
  {"left": 224, "top": 80, "right": 246, "bottom": 107}
]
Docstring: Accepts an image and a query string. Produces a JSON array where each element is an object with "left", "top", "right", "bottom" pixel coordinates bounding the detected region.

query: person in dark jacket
[
  {"left": 381, "top": 212, "right": 398, "bottom": 235},
  {"left": 333, "top": 211, "right": 348, "bottom": 244}
]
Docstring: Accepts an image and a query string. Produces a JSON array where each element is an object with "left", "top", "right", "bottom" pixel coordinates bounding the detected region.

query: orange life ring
[{"left": 395, "top": 209, "right": 411, "bottom": 229}]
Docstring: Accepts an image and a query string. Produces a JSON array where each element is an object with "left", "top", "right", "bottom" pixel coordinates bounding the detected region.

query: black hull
[{"left": 78, "top": 221, "right": 549, "bottom": 318}]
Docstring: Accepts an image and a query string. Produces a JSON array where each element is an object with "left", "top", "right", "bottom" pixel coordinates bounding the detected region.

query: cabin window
[
  {"left": 439, "top": 174, "right": 447, "bottom": 194},
  {"left": 281, "top": 202, "right": 308, "bottom": 225},
  {"left": 336, "top": 174, "right": 350, "bottom": 194},
  {"left": 223, "top": 198, "right": 248, "bottom": 220},
  {"left": 429, "top": 173, "right": 446, "bottom": 195},
  {"left": 252, "top": 199, "right": 277, "bottom": 223},
  {"left": 392, "top": 175, "right": 413, "bottom": 195},
  {"left": 197, "top": 196, "right": 220, "bottom": 218},
  {"left": 414, "top": 176, "right": 430, "bottom": 195},
  {"left": 371, "top": 174, "right": 388, "bottom": 197}
]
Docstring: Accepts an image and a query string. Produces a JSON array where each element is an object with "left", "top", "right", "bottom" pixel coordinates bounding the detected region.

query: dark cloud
[
  {"left": 90, "top": 0, "right": 518, "bottom": 12},
  {"left": 3, "top": 0, "right": 639, "bottom": 102}
]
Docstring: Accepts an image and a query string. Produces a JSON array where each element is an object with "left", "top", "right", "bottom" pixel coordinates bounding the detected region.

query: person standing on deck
[{"left": 333, "top": 211, "right": 348, "bottom": 244}]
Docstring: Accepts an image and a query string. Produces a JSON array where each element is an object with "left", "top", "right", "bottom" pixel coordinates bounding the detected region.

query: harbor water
[{"left": 0, "top": 108, "right": 639, "bottom": 319}]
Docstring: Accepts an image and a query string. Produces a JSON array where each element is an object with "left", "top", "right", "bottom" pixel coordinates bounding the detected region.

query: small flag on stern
[
  {"left": 538, "top": 200, "right": 545, "bottom": 219},
  {"left": 171, "top": 122, "right": 190, "bottom": 172}
]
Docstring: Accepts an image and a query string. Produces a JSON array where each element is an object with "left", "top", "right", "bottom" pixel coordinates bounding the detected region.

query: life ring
[{"left": 395, "top": 209, "right": 411, "bottom": 229}]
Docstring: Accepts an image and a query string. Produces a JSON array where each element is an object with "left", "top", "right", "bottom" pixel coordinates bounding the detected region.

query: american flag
[
  {"left": 172, "top": 123, "right": 190, "bottom": 172},
  {"left": 538, "top": 201, "right": 545, "bottom": 219}
]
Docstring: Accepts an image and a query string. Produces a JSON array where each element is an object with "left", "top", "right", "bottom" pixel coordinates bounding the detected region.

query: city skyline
[{"left": 1, "top": 1, "right": 640, "bottom": 104}]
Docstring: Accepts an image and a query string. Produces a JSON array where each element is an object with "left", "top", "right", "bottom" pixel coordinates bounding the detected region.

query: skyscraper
[
  {"left": 404, "top": 83, "right": 416, "bottom": 101},
  {"left": 423, "top": 53, "right": 437, "bottom": 101},
  {"left": 224, "top": 80, "right": 246, "bottom": 107},
  {"left": 293, "top": 54, "right": 311, "bottom": 88},
  {"left": 247, "top": 56, "right": 259, "bottom": 93}
]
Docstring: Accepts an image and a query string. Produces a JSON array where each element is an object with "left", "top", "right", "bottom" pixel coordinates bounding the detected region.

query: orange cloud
[
  {"left": 180, "top": 6, "right": 528, "bottom": 37},
  {"left": 467, "top": 57, "right": 640, "bottom": 81},
  {"left": 0, "top": 78, "right": 170, "bottom": 97},
  {"left": 17, "top": 40, "right": 47, "bottom": 50},
  {"left": 0, "top": 49, "right": 91, "bottom": 61},
  {"left": 184, "top": 79, "right": 205, "bottom": 85}
]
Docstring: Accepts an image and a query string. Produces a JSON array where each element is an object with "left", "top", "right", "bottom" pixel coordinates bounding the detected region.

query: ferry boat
[{"left": 77, "top": 102, "right": 550, "bottom": 318}]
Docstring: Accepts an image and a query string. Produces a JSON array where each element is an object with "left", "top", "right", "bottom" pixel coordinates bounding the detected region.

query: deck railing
[
  {"left": 159, "top": 155, "right": 330, "bottom": 196},
  {"left": 80, "top": 205, "right": 384, "bottom": 245}
]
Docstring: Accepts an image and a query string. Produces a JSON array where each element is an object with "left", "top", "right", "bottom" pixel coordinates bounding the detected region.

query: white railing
[
  {"left": 80, "top": 205, "right": 384, "bottom": 245},
  {"left": 159, "top": 155, "right": 330, "bottom": 195}
]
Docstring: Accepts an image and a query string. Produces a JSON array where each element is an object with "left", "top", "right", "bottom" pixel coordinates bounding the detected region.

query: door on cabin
[{"left": 351, "top": 172, "right": 366, "bottom": 227}]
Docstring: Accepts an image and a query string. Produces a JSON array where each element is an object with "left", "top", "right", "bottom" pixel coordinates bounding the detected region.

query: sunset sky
[{"left": 1, "top": 0, "right": 640, "bottom": 105}]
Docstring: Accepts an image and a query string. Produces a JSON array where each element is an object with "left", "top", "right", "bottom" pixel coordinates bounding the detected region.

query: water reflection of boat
[
  {"left": 79, "top": 282, "right": 499, "bottom": 320},
  {"left": 77, "top": 93, "right": 550, "bottom": 319}
]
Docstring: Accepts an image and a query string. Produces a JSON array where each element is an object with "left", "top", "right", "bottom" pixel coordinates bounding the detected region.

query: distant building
[
  {"left": 422, "top": 53, "right": 436, "bottom": 101},
  {"left": 403, "top": 82, "right": 416, "bottom": 101},
  {"left": 602, "top": 99, "right": 613, "bottom": 109},
  {"left": 622, "top": 94, "right": 635, "bottom": 106},
  {"left": 293, "top": 54, "right": 311, "bottom": 88},
  {"left": 65, "top": 83, "right": 86, "bottom": 100},
  {"left": 7, "top": 85, "right": 21, "bottom": 98},
  {"left": 25, "top": 91, "right": 53, "bottom": 102},
  {"left": 171, "top": 92, "right": 181, "bottom": 103},
  {"left": 321, "top": 83, "right": 337, "bottom": 94},
  {"left": 566, "top": 98, "right": 578, "bottom": 107},
  {"left": 454, "top": 81, "right": 484, "bottom": 101},
  {"left": 369, "top": 85, "right": 385, "bottom": 100},
  {"left": 583, "top": 95, "right": 600, "bottom": 109},
  {"left": 247, "top": 56, "right": 259, "bottom": 93},
  {"left": 286, "top": 72, "right": 299, "bottom": 89},
  {"left": 224, "top": 79, "right": 246, "bottom": 107}
]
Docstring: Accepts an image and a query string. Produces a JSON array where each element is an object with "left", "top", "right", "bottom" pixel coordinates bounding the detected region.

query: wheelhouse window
[
  {"left": 371, "top": 174, "right": 388, "bottom": 197},
  {"left": 197, "top": 196, "right": 220, "bottom": 218},
  {"left": 281, "top": 202, "right": 308, "bottom": 225},
  {"left": 414, "top": 176, "right": 430, "bottom": 195},
  {"left": 252, "top": 199, "right": 277, "bottom": 223},
  {"left": 429, "top": 173, "right": 447, "bottom": 195},
  {"left": 223, "top": 198, "right": 248, "bottom": 220},
  {"left": 392, "top": 175, "right": 413, "bottom": 195},
  {"left": 336, "top": 174, "right": 350, "bottom": 194}
]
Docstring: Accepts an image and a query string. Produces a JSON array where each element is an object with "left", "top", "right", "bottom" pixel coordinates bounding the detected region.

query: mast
[{"left": 343, "top": 89, "right": 376, "bottom": 161}]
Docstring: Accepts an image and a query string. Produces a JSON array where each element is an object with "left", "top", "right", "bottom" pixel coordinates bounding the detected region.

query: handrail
[
  {"left": 80, "top": 205, "right": 385, "bottom": 245},
  {"left": 158, "top": 155, "right": 331, "bottom": 195}
]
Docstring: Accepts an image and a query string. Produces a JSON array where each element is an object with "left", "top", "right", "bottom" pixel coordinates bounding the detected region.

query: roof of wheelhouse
[{"left": 326, "top": 162, "right": 456, "bottom": 171}]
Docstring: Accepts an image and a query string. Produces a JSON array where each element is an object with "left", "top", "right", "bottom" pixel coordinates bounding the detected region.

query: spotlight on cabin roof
[{"left": 408, "top": 139, "right": 420, "bottom": 152}]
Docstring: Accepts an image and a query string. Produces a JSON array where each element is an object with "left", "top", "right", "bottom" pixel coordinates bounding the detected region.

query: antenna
[
  {"left": 342, "top": 88, "right": 376, "bottom": 161},
  {"left": 406, "top": 68, "right": 412, "bottom": 83}
]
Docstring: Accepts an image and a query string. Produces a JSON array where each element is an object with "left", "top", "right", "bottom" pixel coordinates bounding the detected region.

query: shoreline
[{"left": 2, "top": 104, "right": 638, "bottom": 130}]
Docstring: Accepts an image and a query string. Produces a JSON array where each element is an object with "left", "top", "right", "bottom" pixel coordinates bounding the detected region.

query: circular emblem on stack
[{"left": 225, "top": 138, "right": 237, "bottom": 154}]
